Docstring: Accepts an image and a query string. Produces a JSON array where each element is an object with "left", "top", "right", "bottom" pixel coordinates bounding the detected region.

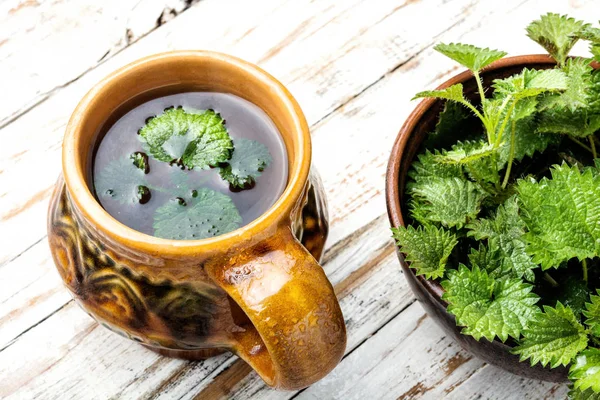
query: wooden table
[{"left": 0, "top": 0, "right": 596, "bottom": 398}]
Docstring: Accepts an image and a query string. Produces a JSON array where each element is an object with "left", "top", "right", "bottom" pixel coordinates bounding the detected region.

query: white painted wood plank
[
  {"left": 443, "top": 365, "right": 567, "bottom": 400},
  {"left": 0, "top": 0, "right": 201, "bottom": 128},
  {"left": 297, "top": 302, "right": 483, "bottom": 400}
]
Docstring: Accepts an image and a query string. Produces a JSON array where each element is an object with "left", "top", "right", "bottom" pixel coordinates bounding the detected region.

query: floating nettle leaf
[
  {"left": 95, "top": 156, "right": 150, "bottom": 204},
  {"left": 219, "top": 138, "right": 272, "bottom": 189},
  {"left": 139, "top": 108, "right": 233, "bottom": 169},
  {"left": 153, "top": 188, "right": 242, "bottom": 240}
]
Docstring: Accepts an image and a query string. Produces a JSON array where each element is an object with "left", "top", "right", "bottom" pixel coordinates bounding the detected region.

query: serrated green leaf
[
  {"left": 526, "top": 13, "right": 588, "bottom": 65},
  {"left": 95, "top": 156, "right": 148, "bottom": 204},
  {"left": 441, "top": 265, "right": 540, "bottom": 342},
  {"left": 139, "top": 109, "right": 233, "bottom": 169},
  {"left": 513, "top": 302, "right": 588, "bottom": 368},
  {"left": 469, "top": 243, "right": 511, "bottom": 279},
  {"left": 407, "top": 150, "right": 463, "bottom": 183},
  {"left": 569, "top": 386, "right": 600, "bottom": 400},
  {"left": 584, "top": 290, "right": 600, "bottom": 337},
  {"left": 497, "top": 117, "right": 558, "bottom": 164},
  {"left": 556, "top": 276, "right": 591, "bottom": 319},
  {"left": 410, "top": 176, "right": 487, "bottom": 229},
  {"left": 392, "top": 225, "right": 458, "bottom": 279},
  {"left": 467, "top": 197, "right": 538, "bottom": 281},
  {"left": 434, "top": 43, "right": 507, "bottom": 72},
  {"left": 424, "top": 101, "right": 471, "bottom": 150},
  {"left": 437, "top": 140, "right": 500, "bottom": 185},
  {"left": 537, "top": 107, "right": 600, "bottom": 137},
  {"left": 493, "top": 68, "right": 568, "bottom": 100},
  {"left": 570, "top": 348, "right": 600, "bottom": 393},
  {"left": 518, "top": 163, "right": 600, "bottom": 269},
  {"left": 219, "top": 138, "right": 272, "bottom": 188},
  {"left": 413, "top": 84, "right": 468, "bottom": 104},
  {"left": 153, "top": 188, "right": 242, "bottom": 240}
]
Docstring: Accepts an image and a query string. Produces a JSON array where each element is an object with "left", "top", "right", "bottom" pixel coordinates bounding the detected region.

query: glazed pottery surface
[
  {"left": 385, "top": 55, "right": 600, "bottom": 382},
  {"left": 48, "top": 52, "right": 346, "bottom": 390}
]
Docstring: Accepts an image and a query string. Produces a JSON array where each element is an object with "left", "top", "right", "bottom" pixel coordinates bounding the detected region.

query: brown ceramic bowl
[
  {"left": 48, "top": 51, "right": 346, "bottom": 390},
  {"left": 385, "top": 55, "right": 594, "bottom": 382}
]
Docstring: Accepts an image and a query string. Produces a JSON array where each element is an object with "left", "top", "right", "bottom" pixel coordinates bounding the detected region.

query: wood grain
[{"left": 1, "top": 0, "right": 598, "bottom": 398}]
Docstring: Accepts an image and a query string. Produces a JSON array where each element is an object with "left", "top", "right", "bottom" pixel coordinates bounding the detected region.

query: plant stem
[
  {"left": 568, "top": 136, "right": 593, "bottom": 153},
  {"left": 583, "top": 259, "right": 588, "bottom": 283},
  {"left": 494, "top": 98, "right": 517, "bottom": 148},
  {"left": 461, "top": 101, "right": 485, "bottom": 122},
  {"left": 543, "top": 272, "right": 559, "bottom": 288},
  {"left": 473, "top": 70, "right": 487, "bottom": 107},
  {"left": 590, "top": 136, "right": 598, "bottom": 159},
  {"left": 502, "top": 120, "right": 517, "bottom": 189}
]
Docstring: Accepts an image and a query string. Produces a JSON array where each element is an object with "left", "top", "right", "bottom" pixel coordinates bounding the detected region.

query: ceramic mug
[{"left": 47, "top": 51, "right": 346, "bottom": 390}]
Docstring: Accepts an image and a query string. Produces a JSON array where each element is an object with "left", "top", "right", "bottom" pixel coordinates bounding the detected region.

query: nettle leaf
[
  {"left": 584, "top": 290, "right": 600, "bottom": 337},
  {"left": 557, "top": 276, "right": 591, "bottom": 319},
  {"left": 526, "top": 13, "right": 588, "bottom": 65},
  {"left": 441, "top": 265, "right": 540, "bottom": 342},
  {"left": 392, "top": 225, "right": 458, "bottom": 279},
  {"left": 219, "top": 138, "right": 272, "bottom": 188},
  {"left": 424, "top": 101, "right": 471, "bottom": 150},
  {"left": 437, "top": 140, "right": 500, "bottom": 185},
  {"left": 570, "top": 348, "right": 600, "bottom": 393},
  {"left": 518, "top": 163, "right": 600, "bottom": 269},
  {"left": 95, "top": 156, "right": 148, "bottom": 204},
  {"left": 407, "top": 150, "right": 463, "bottom": 183},
  {"left": 410, "top": 176, "right": 487, "bottom": 229},
  {"left": 568, "top": 386, "right": 600, "bottom": 400},
  {"left": 467, "top": 197, "right": 538, "bottom": 281},
  {"left": 139, "top": 109, "right": 233, "bottom": 169},
  {"left": 577, "top": 26, "right": 600, "bottom": 62},
  {"left": 153, "top": 188, "right": 242, "bottom": 240},
  {"left": 497, "top": 118, "right": 558, "bottom": 164},
  {"left": 469, "top": 243, "right": 511, "bottom": 279},
  {"left": 434, "top": 43, "right": 507, "bottom": 72},
  {"left": 537, "top": 107, "right": 600, "bottom": 137},
  {"left": 513, "top": 302, "right": 588, "bottom": 368},
  {"left": 493, "top": 68, "right": 568, "bottom": 100},
  {"left": 413, "top": 84, "right": 468, "bottom": 104}
]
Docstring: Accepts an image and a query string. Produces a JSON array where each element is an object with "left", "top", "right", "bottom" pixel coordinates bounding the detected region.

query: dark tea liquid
[{"left": 93, "top": 92, "right": 288, "bottom": 238}]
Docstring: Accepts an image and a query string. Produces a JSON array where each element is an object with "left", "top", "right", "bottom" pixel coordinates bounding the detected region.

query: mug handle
[{"left": 205, "top": 226, "right": 346, "bottom": 390}]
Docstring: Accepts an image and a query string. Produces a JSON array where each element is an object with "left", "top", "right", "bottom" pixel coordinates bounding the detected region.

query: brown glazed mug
[{"left": 47, "top": 51, "right": 346, "bottom": 390}]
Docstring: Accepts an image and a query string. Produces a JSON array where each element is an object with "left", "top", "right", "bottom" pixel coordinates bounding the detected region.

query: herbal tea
[{"left": 93, "top": 92, "right": 288, "bottom": 240}]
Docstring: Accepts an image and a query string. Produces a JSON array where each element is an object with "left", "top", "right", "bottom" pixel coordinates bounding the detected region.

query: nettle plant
[{"left": 392, "top": 14, "right": 600, "bottom": 397}]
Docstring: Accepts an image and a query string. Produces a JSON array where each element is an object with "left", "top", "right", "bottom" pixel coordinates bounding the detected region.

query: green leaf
[
  {"left": 424, "top": 101, "right": 471, "bottom": 150},
  {"left": 570, "top": 348, "right": 600, "bottom": 393},
  {"left": 94, "top": 156, "right": 148, "bottom": 204},
  {"left": 537, "top": 107, "right": 600, "bottom": 137},
  {"left": 139, "top": 109, "right": 233, "bottom": 169},
  {"left": 219, "top": 138, "right": 272, "bottom": 188},
  {"left": 441, "top": 265, "right": 540, "bottom": 342},
  {"left": 513, "top": 302, "right": 588, "bottom": 368},
  {"left": 153, "top": 188, "right": 242, "bottom": 240},
  {"left": 437, "top": 140, "right": 500, "bottom": 185},
  {"left": 569, "top": 386, "right": 600, "bottom": 400},
  {"left": 434, "top": 43, "right": 507, "bottom": 72},
  {"left": 407, "top": 150, "right": 463, "bottom": 183},
  {"left": 517, "top": 163, "right": 600, "bottom": 269},
  {"left": 413, "top": 84, "right": 468, "bottom": 104},
  {"left": 493, "top": 68, "right": 568, "bottom": 100},
  {"left": 526, "top": 13, "right": 588, "bottom": 65},
  {"left": 497, "top": 117, "right": 558, "bottom": 164},
  {"left": 467, "top": 197, "right": 538, "bottom": 281},
  {"left": 469, "top": 243, "right": 511, "bottom": 279},
  {"left": 392, "top": 225, "right": 458, "bottom": 279},
  {"left": 410, "top": 176, "right": 487, "bottom": 229},
  {"left": 556, "top": 275, "right": 591, "bottom": 319},
  {"left": 584, "top": 290, "right": 600, "bottom": 337}
]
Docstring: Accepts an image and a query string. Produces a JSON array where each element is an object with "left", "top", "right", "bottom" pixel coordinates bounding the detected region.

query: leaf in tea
[
  {"left": 153, "top": 188, "right": 242, "bottom": 240},
  {"left": 219, "top": 138, "right": 273, "bottom": 188},
  {"left": 139, "top": 108, "right": 233, "bottom": 169},
  {"left": 95, "top": 156, "right": 149, "bottom": 204}
]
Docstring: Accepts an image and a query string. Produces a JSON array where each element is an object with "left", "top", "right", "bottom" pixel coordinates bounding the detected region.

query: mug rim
[{"left": 62, "top": 50, "right": 311, "bottom": 255}]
